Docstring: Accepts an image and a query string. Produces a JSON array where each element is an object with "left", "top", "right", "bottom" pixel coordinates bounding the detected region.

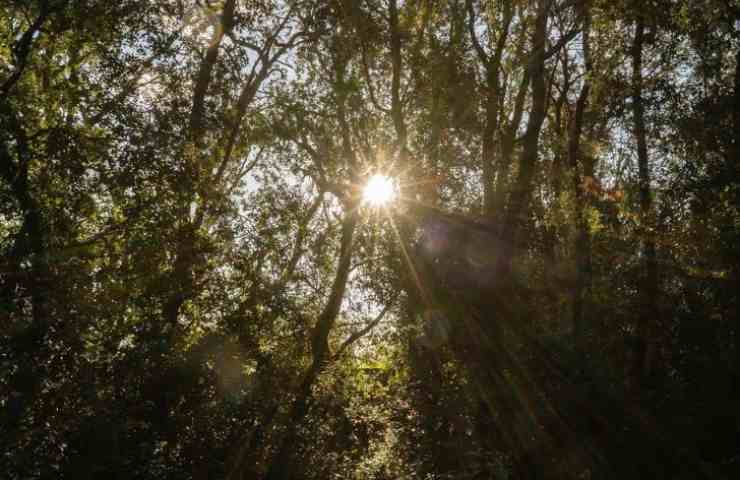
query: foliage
[{"left": 1, "top": 1, "right": 738, "bottom": 479}]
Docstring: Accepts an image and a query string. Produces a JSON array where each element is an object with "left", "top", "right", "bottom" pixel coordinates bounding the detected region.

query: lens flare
[{"left": 362, "top": 174, "right": 397, "bottom": 207}]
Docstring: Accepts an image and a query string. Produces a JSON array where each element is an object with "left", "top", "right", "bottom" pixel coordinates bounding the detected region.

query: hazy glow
[{"left": 363, "top": 174, "right": 397, "bottom": 207}]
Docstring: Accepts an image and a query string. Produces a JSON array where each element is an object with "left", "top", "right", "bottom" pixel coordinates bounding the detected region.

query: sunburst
[{"left": 362, "top": 174, "right": 398, "bottom": 207}]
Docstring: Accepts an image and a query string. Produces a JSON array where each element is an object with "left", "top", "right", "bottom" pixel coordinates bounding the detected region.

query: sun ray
[{"left": 386, "top": 212, "right": 430, "bottom": 306}]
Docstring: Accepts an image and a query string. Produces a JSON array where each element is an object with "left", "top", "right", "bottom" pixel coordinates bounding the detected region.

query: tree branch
[
  {"left": 360, "top": 41, "right": 390, "bottom": 113},
  {"left": 334, "top": 302, "right": 394, "bottom": 360},
  {"left": 188, "top": 0, "right": 237, "bottom": 142},
  {"left": 275, "top": 192, "right": 325, "bottom": 289},
  {"left": 0, "top": 0, "right": 53, "bottom": 98},
  {"left": 466, "top": 0, "right": 489, "bottom": 65}
]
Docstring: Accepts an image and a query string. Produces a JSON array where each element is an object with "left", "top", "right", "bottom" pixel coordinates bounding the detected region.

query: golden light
[{"left": 362, "top": 174, "right": 397, "bottom": 207}]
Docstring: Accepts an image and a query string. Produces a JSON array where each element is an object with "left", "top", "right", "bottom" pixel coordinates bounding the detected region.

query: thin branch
[
  {"left": 492, "top": 0, "right": 514, "bottom": 69},
  {"left": 333, "top": 302, "right": 394, "bottom": 360},
  {"left": 86, "top": 30, "right": 181, "bottom": 125},
  {"left": 506, "top": 70, "right": 530, "bottom": 135},
  {"left": 360, "top": 42, "right": 390, "bottom": 113},
  {"left": 226, "top": 145, "right": 267, "bottom": 195},
  {"left": 542, "top": 24, "right": 582, "bottom": 63},
  {"left": 275, "top": 192, "right": 325, "bottom": 289},
  {"left": 216, "top": 24, "right": 300, "bottom": 180}
]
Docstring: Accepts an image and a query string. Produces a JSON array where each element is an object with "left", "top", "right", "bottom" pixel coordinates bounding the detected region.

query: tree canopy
[{"left": 1, "top": 1, "right": 739, "bottom": 479}]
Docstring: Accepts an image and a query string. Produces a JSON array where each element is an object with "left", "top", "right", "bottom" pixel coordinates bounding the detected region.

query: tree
[{"left": 2, "top": 1, "right": 739, "bottom": 479}]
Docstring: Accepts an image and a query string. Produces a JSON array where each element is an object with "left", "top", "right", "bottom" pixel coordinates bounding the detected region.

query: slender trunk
[
  {"left": 263, "top": 210, "right": 358, "bottom": 480},
  {"left": 572, "top": 151, "right": 594, "bottom": 339},
  {"left": 496, "top": 72, "right": 529, "bottom": 220},
  {"left": 389, "top": 0, "right": 407, "bottom": 157},
  {"left": 544, "top": 52, "right": 570, "bottom": 315},
  {"left": 482, "top": 74, "right": 500, "bottom": 215},
  {"left": 505, "top": 0, "right": 549, "bottom": 248},
  {"left": 258, "top": 49, "right": 359, "bottom": 479},
  {"left": 571, "top": 5, "right": 592, "bottom": 340},
  {"left": 188, "top": 0, "right": 236, "bottom": 144},
  {"left": 466, "top": 0, "right": 512, "bottom": 216},
  {"left": 144, "top": 2, "right": 239, "bottom": 453},
  {"left": 551, "top": 51, "right": 570, "bottom": 200},
  {"left": 161, "top": 0, "right": 236, "bottom": 330},
  {"left": 427, "top": 62, "right": 444, "bottom": 206},
  {"left": 630, "top": 14, "right": 659, "bottom": 386}
]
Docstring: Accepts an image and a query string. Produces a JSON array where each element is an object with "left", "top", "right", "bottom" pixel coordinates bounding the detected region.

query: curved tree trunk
[{"left": 262, "top": 209, "right": 358, "bottom": 480}]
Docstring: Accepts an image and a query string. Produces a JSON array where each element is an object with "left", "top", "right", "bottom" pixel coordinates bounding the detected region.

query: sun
[{"left": 362, "top": 174, "right": 397, "bottom": 207}]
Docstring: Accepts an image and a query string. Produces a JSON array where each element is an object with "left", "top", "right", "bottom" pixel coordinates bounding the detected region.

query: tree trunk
[
  {"left": 630, "top": 14, "right": 659, "bottom": 387},
  {"left": 505, "top": 0, "right": 549, "bottom": 248},
  {"left": 495, "top": 72, "right": 529, "bottom": 221},
  {"left": 571, "top": 5, "right": 592, "bottom": 340},
  {"left": 0, "top": 99, "right": 51, "bottom": 449},
  {"left": 426, "top": 67, "right": 443, "bottom": 206},
  {"left": 188, "top": 0, "right": 236, "bottom": 145},
  {"left": 160, "top": 0, "right": 237, "bottom": 331},
  {"left": 482, "top": 74, "right": 500, "bottom": 215},
  {"left": 389, "top": 0, "right": 408, "bottom": 158},
  {"left": 466, "top": 0, "right": 512, "bottom": 216},
  {"left": 262, "top": 210, "right": 358, "bottom": 480}
]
